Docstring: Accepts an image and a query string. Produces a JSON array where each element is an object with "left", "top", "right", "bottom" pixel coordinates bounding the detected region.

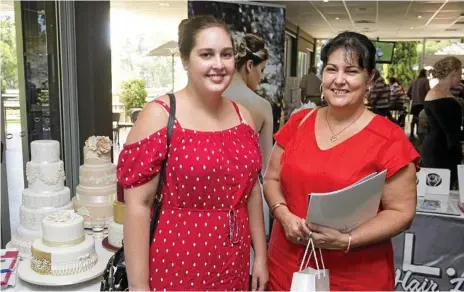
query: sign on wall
[{"left": 188, "top": 1, "right": 286, "bottom": 131}]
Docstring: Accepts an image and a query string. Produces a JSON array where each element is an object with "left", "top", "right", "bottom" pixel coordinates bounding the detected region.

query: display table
[
  {"left": 9, "top": 195, "right": 463, "bottom": 291},
  {"left": 392, "top": 192, "right": 464, "bottom": 291},
  {"left": 10, "top": 237, "right": 113, "bottom": 291}
]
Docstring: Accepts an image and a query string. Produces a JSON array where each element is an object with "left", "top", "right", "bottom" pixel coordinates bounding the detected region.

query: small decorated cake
[
  {"left": 107, "top": 183, "right": 124, "bottom": 249},
  {"left": 73, "top": 136, "right": 116, "bottom": 228},
  {"left": 31, "top": 211, "right": 98, "bottom": 276}
]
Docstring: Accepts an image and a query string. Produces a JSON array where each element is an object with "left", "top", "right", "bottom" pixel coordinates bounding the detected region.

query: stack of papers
[
  {"left": 306, "top": 170, "right": 387, "bottom": 233},
  {"left": 1, "top": 249, "right": 20, "bottom": 289}
]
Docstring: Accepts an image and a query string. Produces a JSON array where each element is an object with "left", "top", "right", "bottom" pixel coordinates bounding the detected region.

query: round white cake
[
  {"left": 107, "top": 200, "right": 124, "bottom": 248},
  {"left": 26, "top": 160, "right": 65, "bottom": 192},
  {"left": 30, "top": 140, "right": 60, "bottom": 163},
  {"left": 11, "top": 225, "right": 42, "bottom": 255},
  {"left": 108, "top": 220, "right": 123, "bottom": 248},
  {"left": 31, "top": 211, "right": 98, "bottom": 276},
  {"left": 22, "top": 187, "right": 71, "bottom": 209}
]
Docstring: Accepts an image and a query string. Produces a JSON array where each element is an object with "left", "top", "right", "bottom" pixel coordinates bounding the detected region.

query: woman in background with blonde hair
[
  {"left": 223, "top": 33, "right": 273, "bottom": 236},
  {"left": 422, "top": 56, "right": 463, "bottom": 184}
]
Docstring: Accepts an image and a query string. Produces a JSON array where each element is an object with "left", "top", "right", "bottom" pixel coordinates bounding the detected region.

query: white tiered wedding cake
[
  {"left": 31, "top": 210, "right": 98, "bottom": 276},
  {"left": 10, "top": 140, "right": 73, "bottom": 255},
  {"left": 73, "top": 136, "right": 116, "bottom": 228}
]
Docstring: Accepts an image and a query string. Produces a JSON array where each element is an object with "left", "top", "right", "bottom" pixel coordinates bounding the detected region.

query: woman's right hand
[{"left": 274, "top": 206, "right": 311, "bottom": 245}]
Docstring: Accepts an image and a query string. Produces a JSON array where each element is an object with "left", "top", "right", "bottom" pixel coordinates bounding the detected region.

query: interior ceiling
[
  {"left": 110, "top": 1, "right": 187, "bottom": 19},
  {"left": 2, "top": 0, "right": 463, "bottom": 39},
  {"left": 272, "top": 0, "right": 464, "bottom": 39}
]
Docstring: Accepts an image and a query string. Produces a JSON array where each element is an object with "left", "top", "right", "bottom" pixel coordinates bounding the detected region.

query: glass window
[{"left": 2, "top": 1, "right": 62, "bottom": 240}]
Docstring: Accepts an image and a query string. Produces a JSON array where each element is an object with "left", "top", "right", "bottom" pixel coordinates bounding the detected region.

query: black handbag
[{"left": 101, "top": 93, "right": 176, "bottom": 291}]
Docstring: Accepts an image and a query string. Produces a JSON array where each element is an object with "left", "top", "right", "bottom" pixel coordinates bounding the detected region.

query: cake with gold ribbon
[
  {"left": 73, "top": 136, "right": 116, "bottom": 228},
  {"left": 31, "top": 211, "right": 98, "bottom": 276},
  {"left": 107, "top": 183, "right": 125, "bottom": 249}
]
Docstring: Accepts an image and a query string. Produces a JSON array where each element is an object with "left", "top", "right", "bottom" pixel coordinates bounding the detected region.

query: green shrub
[{"left": 120, "top": 79, "right": 147, "bottom": 112}]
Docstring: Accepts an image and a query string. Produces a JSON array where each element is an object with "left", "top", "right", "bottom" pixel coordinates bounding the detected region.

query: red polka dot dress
[{"left": 117, "top": 100, "right": 262, "bottom": 291}]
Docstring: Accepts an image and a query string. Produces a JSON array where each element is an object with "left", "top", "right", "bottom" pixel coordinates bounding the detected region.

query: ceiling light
[
  {"left": 159, "top": 2, "right": 170, "bottom": 7},
  {"left": 323, "top": 0, "right": 329, "bottom": 2},
  {"left": 410, "top": 26, "right": 414, "bottom": 29},
  {"left": 418, "top": 15, "right": 422, "bottom": 19},
  {"left": 335, "top": 17, "right": 340, "bottom": 20}
]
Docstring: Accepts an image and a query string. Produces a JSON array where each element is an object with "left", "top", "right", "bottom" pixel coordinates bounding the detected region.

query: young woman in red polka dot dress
[{"left": 117, "top": 16, "right": 268, "bottom": 291}]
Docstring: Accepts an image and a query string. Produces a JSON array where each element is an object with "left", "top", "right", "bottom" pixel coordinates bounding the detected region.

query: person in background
[
  {"left": 299, "top": 67, "right": 322, "bottom": 105},
  {"left": 370, "top": 71, "right": 392, "bottom": 119},
  {"left": 422, "top": 56, "right": 463, "bottom": 185},
  {"left": 389, "top": 77, "right": 407, "bottom": 127},
  {"left": 117, "top": 15, "right": 268, "bottom": 291},
  {"left": 264, "top": 31, "right": 419, "bottom": 291},
  {"left": 223, "top": 33, "right": 273, "bottom": 237},
  {"left": 407, "top": 69, "right": 430, "bottom": 139},
  {"left": 417, "top": 109, "right": 428, "bottom": 144},
  {"left": 389, "top": 77, "right": 404, "bottom": 102}
]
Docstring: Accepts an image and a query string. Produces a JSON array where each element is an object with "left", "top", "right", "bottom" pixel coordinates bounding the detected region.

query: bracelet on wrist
[
  {"left": 270, "top": 201, "right": 287, "bottom": 217},
  {"left": 344, "top": 233, "right": 352, "bottom": 253}
]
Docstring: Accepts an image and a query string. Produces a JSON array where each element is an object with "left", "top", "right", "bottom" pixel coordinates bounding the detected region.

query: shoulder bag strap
[
  {"left": 297, "top": 106, "right": 319, "bottom": 129},
  {"left": 148, "top": 93, "right": 176, "bottom": 242}
]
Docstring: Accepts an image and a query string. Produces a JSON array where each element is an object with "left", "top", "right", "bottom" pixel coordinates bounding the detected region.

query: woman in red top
[
  {"left": 264, "top": 31, "right": 420, "bottom": 291},
  {"left": 117, "top": 15, "right": 268, "bottom": 291}
]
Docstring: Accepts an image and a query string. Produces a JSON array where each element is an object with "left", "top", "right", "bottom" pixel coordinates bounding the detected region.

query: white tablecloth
[{"left": 9, "top": 237, "right": 114, "bottom": 291}]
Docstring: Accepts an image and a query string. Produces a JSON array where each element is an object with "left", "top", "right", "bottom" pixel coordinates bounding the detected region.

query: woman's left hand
[
  {"left": 307, "top": 223, "right": 350, "bottom": 250},
  {"left": 251, "top": 256, "right": 269, "bottom": 291}
]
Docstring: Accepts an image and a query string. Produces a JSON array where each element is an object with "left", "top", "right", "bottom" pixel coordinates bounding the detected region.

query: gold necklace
[{"left": 325, "top": 108, "right": 365, "bottom": 143}]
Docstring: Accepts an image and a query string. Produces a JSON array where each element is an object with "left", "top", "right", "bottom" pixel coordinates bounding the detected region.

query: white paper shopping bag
[
  {"left": 291, "top": 267, "right": 329, "bottom": 291},
  {"left": 290, "top": 238, "right": 330, "bottom": 291}
]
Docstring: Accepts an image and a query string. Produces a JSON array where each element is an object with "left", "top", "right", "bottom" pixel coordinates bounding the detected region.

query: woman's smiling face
[{"left": 322, "top": 48, "right": 372, "bottom": 108}]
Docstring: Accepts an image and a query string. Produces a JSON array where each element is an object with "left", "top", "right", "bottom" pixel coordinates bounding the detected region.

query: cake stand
[
  {"left": 101, "top": 237, "right": 120, "bottom": 252},
  {"left": 17, "top": 252, "right": 110, "bottom": 286}
]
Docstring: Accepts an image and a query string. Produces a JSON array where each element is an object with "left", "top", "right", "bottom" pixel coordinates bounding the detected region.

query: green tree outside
[
  {"left": 417, "top": 40, "right": 454, "bottom": 56},
  {"left": 387, "top": 42, "right": 419, "bottom": 89},
  {"left": 120, "top": 79, "right": 147, "bottom": 113},
  {"left": 0, "top": 16, "right": 18, "bottom": 92}
]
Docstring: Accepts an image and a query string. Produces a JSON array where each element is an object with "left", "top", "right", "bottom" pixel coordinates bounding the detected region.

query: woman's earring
[{"left": 320, "top": 84, "right": 324, "bottom": 103}]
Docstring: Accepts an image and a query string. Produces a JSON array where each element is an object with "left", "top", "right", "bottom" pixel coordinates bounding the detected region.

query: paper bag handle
[{"left": 299, "top": 238, "right": 326, "bottom": 277}]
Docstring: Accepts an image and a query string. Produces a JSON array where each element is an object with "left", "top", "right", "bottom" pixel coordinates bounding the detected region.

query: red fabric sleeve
[
  {"left": 274, "top": 108, "right": 313, "bottom": 149},
  {"left": 378, "top": 126, "right": 421, "bottom": 179},
  {"left": 116, "top": 128, "right": 168, "bottom": 189}
]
